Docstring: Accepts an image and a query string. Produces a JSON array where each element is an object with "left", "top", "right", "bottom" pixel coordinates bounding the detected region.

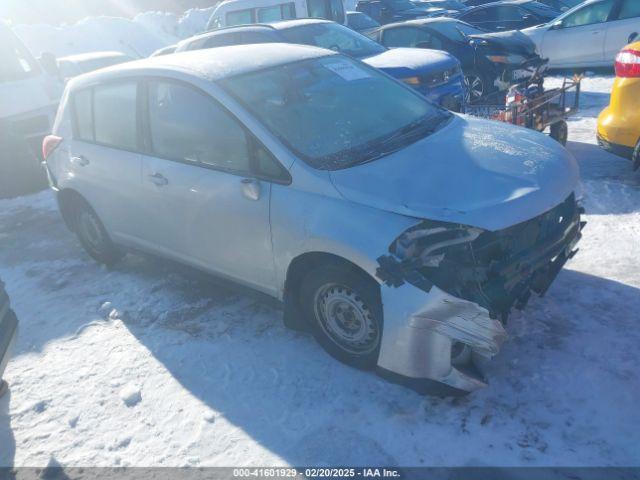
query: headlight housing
[{"left": 485, "top": 53, "right": 527, "bottom": 64}]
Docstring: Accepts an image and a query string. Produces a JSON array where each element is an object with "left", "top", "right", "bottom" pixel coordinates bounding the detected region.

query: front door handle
[
  {"left": 71, "top": 155, "right": 89, "bottom": 167},
  {"left": 240, "top": 177, "right": 261, "bottom": 201},
  {"left": 148, "top": 172, "right": 168, "bottom": 186}
]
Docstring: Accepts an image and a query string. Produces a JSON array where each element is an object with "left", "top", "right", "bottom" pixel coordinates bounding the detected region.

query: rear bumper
[
  {"left": 597, "top": 133, "right": 634, "bottom": 159},
  {"left": 0, "top": 282, "right": 18, "bottom": 381}
]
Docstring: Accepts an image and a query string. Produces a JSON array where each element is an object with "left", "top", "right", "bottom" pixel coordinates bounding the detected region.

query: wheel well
[
  {"left": 282, "top": 252, "right": 379, "bottom": 331},
  {"left": 56, "top": 188, "right": 88, "bottom": 231}
]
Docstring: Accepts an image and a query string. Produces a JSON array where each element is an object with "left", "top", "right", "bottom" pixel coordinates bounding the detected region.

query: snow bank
[{"left": 11, "top": 7, "right": 215, "bottom": 59}]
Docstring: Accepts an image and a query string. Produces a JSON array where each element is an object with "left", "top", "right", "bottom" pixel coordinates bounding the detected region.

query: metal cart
[{"left": 465, "top": 72, "right": 582, "bottom": 146}]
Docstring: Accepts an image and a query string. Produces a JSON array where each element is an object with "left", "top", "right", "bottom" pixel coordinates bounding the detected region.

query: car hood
[
  {"left": 470, "top": 30, "right": 537, "bottom": 55},
  {"left": 329, "top": 115, "right": 580, "bottom": 231},
  {"left": 362, "top": 48, "right": 458, "bottom": 77}
]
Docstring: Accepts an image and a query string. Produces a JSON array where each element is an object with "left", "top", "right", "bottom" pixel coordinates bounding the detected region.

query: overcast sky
[{"left": 0, "top": 0, "right": 217, "bottom": 25}]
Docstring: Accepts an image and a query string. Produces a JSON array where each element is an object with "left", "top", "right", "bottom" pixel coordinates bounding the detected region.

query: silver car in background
[{"left": 43, "top": 44, "right": 583, "bottom": 394}]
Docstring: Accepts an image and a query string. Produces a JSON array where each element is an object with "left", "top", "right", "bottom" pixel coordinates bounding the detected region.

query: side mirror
[
  {"left": 550, "top": 20, "right": 562, "bottom": 30},
  {"left": 628, "top": 32, "right": 638, "bottom": 43},
  {"left": 39, "top": 52, "right": 59, "bottom": 77}
]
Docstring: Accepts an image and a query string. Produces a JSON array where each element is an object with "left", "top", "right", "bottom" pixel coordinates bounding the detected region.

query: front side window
[
  {"left": 147, "top": 81, "right": 251, "bottom": 173},
  {"left": 383, "top": 27, "right": 429, "bottom": 48},
  {"left": 462, "top": 8, "right": 496, "bottom": 23},
  {"left": 618, "top": 0, "right": 640, "bottom": 20},
  {"left": 280, "top": 23, "right": 385, "bottom": 58},
  {"left": 560, "top": 0, "right": 614, "bottom": 27},
  {"left": 93, "top": 82, "right": 138, "bottom": 151},
  {"left": 0, "top": 29, "right": 39, "bottom": 83},
  {"left": 226, "top": 9, "right": 254, "bottom": 26},
  {"left": 495, "top": 6, "right": 526, "bottom": 22},
  {"left": 221, "top": 55, "right": 449, "bottom": 170}
]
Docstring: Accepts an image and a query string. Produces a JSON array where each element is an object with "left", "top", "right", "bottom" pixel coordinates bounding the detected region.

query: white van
[
  {"left": 206, "top": 0, "right": 347, "bottom": 30},
  {"left": 0, "top": 22, "right": 62, "bottom": 196}
]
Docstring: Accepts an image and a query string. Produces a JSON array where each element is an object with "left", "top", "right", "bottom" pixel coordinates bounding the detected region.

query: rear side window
[
  {"left": 257, "top": 3, "right": 296, "bottom": 22},
  {"left": 147, "top": 81, "right": 251, "bottom": 173},
  {"left": 618, "top": 0, "right": 640, "bottom": 20},
  {"left": 383, "top": 27, "right": 434, "bottom": 48},
  {"left": 203, "top": 32, "right": 243, "bottom": 48},
  {"left": 94, "top": 82, "right": 138, "bottom": 150},
  {"left": 72, "top": 81, "right": 138, "bottom": 151}
]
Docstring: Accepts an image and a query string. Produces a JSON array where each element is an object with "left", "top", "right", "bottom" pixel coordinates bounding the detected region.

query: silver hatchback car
[{"left": 43, "top": 44, "right": 583, "bottom": 395}]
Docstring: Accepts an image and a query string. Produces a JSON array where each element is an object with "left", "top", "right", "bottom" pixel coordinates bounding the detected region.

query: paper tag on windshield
[{"left": 324, "top": 60, "right": 370, "bottom": 81}]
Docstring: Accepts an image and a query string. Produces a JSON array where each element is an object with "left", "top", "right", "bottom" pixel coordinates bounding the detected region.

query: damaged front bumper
[{"left": 375, "top": 194, "right": 584, "bottom": 394}]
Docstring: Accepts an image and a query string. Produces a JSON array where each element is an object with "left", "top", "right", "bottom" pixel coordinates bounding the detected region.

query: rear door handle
[
  {"left": 71, "top": 155, "right": 89, "bottom": 167},
  {"left": 148, "top": 172, "right": 168, "bottom": 186}
]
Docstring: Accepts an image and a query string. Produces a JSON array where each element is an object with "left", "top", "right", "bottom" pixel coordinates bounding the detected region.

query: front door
[
  {"left": 541, "top": 0, "right": 615, "bottom": 67},
  {"left": 138, "top": 79, "right": 278, "bottom": 292}
]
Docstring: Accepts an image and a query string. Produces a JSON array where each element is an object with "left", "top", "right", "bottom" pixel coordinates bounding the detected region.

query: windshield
[
  {"left": 221, "top": 55, "right": 450, "bottom": 170},
  {"left": 386, "top": 0, "right": 416, "bottom": 11},
  {"left": 429, "top": 20, "right": 486, "bottom": 41},
  {"left": 348, "top": 12, "right": 380, "bottom": 29},
  {"left": 279, "top": 23, "right": 386, "bottom": 59},
  {"left": 0, "top": 27, "right": 40, "bottom": 83}
]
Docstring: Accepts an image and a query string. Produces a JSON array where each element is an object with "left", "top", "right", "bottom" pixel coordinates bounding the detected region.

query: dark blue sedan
[{"left": 176, "top": 19, "right": 466, "bottom": 111}]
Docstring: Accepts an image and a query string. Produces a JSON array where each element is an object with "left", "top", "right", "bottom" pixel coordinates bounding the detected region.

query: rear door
[
  {"left": 604, "top": 0, "right": 640, "bottom": 63},
  {"left": 540, "top": 0, "right": 615, "bottom": 67},
  {"left": 67, "top": 80, "right": 145, "bottom": 242},
  {"left": 138, "top": 79, "right": 287, "bottom": 292}
]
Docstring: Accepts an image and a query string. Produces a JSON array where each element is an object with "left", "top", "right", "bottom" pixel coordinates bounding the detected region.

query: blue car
[{"left": 175, "top": 19, "right": 465, "bottom": 111}]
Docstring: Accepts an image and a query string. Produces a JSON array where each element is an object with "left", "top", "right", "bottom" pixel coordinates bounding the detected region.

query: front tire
[
  {"left": 464, "top": 72, "right": 487, "bottom": 103},
  {"left": 73, "top": 201, "right": 124, "bottom": 266},
  {"left": 300, "top": 264, "right": 382, "bottom": 370}
]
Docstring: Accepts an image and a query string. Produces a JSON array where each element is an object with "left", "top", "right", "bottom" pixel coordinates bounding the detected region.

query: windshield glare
[
  {"left": 387, "top": 0, "right": 416, "bottom": 11},
  {"left": 279, "top": 23, "right": 385, "bottom": 59},
  {"left": 430, "top": 20, "right": 486, "bottom": 41},
  {"left": 221, "top": 56, "right": 449, "bottom": 170},
  {"left": 0, "top": 29, "right": 40, "bottom": 83}
]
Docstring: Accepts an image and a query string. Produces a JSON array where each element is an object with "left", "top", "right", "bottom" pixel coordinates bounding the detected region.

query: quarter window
[
  {"left": 91, "top": 82, "right": 138, "bottom": 150},
  {"left": 147, "top": 81, "right": 251, "bottom": 173},
  {"left": 618, "top": 0, "right": 640, "bottom": 20},
  {"left": 73, "top": 88, "right": 94, "bottom": 142},
  {"left": 560, "top": 0, "right": 614, "bottom": 27}
]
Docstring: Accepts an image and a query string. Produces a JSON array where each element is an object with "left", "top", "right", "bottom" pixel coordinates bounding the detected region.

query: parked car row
[{"left": 173, "top": 19, "right": 466, "bottom": 110}]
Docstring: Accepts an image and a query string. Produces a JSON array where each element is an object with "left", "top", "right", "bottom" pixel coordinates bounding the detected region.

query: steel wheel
[
  {"left": 313, "top": 283, "right": 380, "bottom": 356},
  {"left": 464, "top": 74, "right": 484, "bottom": 103},
  {"left": 78, "top": 210, "right": 106, "bottom": 254}
]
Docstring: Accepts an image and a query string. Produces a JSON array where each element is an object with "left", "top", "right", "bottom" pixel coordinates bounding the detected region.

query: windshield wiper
[{"left": 340, "top": 112, "right": 451, "bottom": 168}]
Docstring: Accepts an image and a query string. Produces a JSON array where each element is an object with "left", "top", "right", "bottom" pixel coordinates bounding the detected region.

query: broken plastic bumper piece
[{"left": 375, "top": 194, "right": 584, "bottom": 394}]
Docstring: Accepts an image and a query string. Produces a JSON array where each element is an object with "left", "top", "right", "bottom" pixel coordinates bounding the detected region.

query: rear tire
[
  {"left": 300, "top": 264, "right": 382, "bottom": 370},
  {"left": 632, "top": 139, "right": 640, "bottom": 171},
  {"left": 73, "top": 200, "right": 124, "bottom": 266},
  {"left": 550, "top": 120, "right": 568, "bottom": 146}
]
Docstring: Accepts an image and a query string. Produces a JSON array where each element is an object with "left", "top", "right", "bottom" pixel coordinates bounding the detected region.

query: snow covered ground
[{"left": 1, "top": 74, "right": 639, "bottom": 468}]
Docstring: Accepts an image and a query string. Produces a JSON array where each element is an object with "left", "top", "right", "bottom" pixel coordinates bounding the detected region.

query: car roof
[
  {"left": 180, "top": 18, "right": 333, "bottom": 48},
  {"left": 58, "top": 51, "right": 130, "bottom": 63},
  {"left": 380, "top": 16, "right": 464, "bottom": 28},
  {"left": 68, "top": 43, "right": 335, "bottom": 89}
]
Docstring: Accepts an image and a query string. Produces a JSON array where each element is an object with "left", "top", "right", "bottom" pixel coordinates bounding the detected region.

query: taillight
[
  {"left": 42, "top": 135, "right": 62, "bottom": 160},
  {"left": 614, "top": 49, "right": 640, "bottom": 78}
]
